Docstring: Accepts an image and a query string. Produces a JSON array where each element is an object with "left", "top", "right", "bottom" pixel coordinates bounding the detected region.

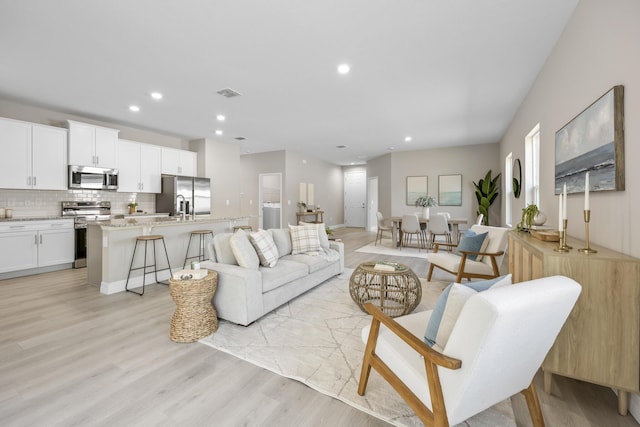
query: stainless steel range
[{"left": 62, "top": 201, "right": 111, "bottom": 268}]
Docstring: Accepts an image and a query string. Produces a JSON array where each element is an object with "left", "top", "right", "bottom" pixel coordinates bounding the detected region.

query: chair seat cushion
[{"left": 426, "top": 253, "right": 493, "bottom": 275}]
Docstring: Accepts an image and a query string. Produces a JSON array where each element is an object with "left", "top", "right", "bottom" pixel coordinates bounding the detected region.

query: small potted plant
[
  {"left": 297, "top": 201, "right": 306, "bottom": 213},
  {"left": 128, "top": 202, "right": 138, "bottom": 214},
  {"left": 517, "top": 204, "right": 539, "bottom": 231},
  {"left": 414, "top": 195, "right": 438, "bottom": 219}
]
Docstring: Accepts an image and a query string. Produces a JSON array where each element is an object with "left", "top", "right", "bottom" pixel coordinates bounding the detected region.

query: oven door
[{"left": 74, "top": 225, "right": 87, "bottom": 268}]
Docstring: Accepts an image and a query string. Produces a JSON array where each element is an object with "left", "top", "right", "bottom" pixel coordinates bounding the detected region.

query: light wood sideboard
[{"left": 508, "top": 230, "right": 640, "bottom": 416}]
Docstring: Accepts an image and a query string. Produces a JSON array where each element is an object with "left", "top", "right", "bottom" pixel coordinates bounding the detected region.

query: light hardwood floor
[{"left": 0, "top": 227, "right": 637, "bottom": 427}]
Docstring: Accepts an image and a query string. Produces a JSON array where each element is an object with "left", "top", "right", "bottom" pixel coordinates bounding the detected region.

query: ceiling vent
[
  {"left": 234, "top": 136, "right": 247, "bottom": 141},
  {"left": 216, "top": 88, "right": 242, "bottom": 98}
]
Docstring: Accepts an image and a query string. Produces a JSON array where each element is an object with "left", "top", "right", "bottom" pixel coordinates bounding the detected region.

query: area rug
[
  {"left": 356, "top": 243, "right": 428, "bottom": 259},
  {"left": 199, "top": 270, "right": 515, "bottom": 426}
]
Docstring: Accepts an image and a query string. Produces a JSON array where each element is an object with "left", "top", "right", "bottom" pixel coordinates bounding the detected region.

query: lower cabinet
[
  {"left": 509, "top": 230, "right": 640, "bottom": 415},
  {"left": 0, "top": 220, "right": 74, "bottom": 274}
]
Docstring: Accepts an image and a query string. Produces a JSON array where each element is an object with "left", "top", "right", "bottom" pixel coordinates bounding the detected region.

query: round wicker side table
[
  {"left": 169, "top": 270, "right": 218, "bottom": 343},
  {"left": 349, "top": 262, "right": 421, "bottom": 318}
]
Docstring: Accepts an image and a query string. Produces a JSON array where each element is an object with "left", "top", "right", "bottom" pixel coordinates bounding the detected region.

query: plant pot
[
  {"left": 129, "top": 207, "right": 136, "bottom": 214},
  {"left": 533, "top": 211, "right": 547, "bottom": 226}
]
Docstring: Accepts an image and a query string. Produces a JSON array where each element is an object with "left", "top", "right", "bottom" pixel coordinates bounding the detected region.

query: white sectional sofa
[{"left": 200, "top": 226, "right": 344, "bottom": 326}]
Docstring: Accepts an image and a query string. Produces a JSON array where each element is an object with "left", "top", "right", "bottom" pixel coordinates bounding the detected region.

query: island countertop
[{"left": 87, "top": 215, "right": 249, "bottom": 294}]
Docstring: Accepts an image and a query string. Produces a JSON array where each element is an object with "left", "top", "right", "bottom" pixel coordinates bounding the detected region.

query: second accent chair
[{"left": 426, "top": 224, "right": 509, "bottom": 282}]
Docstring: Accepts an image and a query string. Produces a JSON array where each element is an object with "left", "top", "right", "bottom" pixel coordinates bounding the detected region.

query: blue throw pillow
[
  {"left": 424, "top": 274, "right": 512, "bottom": 348},
  {"left": 455, "top": 230, "right": 488, "bottom": 261}
]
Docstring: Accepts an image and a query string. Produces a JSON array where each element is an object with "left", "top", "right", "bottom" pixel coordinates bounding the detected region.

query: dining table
[{"left": 389, "top": 216, "right": 468, "bottom": 248}]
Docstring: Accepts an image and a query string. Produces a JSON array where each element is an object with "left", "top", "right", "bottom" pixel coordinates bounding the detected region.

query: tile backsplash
[{"left": 0, "top": 189, "right": 156, "bottom": 218}]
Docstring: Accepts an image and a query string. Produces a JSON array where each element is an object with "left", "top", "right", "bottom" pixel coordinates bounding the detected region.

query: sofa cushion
[
  {"left": 249, "top": 229, "right": 279, "bottom": 267},
  {"left": 213, "top": 233, "right": 237, "bottom": 265},
  {"left": 281, "top": 254, "right": 331, "bottom": 274},
  {"left": 424, "top": 274, "right": 512, "bottom": 350},
  {"left": 455, "top": 230, "right": 488, "bottom": 261},
  {"left": 230, "top": 229, "right": 260, "bottom": 270},
  {"left": 261, "top": 259, "right": 309, "bottom": 292},
  {"left": 299, "top": 221, "right": 330, "bottom": 249},
  {"left": 269, "top": 228, "right": 292, "bottom": 257},
  {"left": 289, "top": 224, "right": 321, "bottom": 255}
]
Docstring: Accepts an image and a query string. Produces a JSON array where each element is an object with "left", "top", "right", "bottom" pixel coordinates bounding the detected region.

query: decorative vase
[
  {"left": 422, "top": 207, "right": 430, "bottom": 219},
  {"left": 129, "top": 206, "right": 136, "bottom": 214},
  {"left": 532, "top": 211, "right": 547, "bottom": 226}
]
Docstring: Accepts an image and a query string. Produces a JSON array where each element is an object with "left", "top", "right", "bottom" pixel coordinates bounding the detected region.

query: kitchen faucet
[{"left": 176, "top": 194, "right": 186, "bottom": 220}]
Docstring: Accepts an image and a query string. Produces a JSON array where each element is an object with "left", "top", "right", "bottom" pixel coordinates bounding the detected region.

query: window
[
  {"left": 525, "top": 124, "right": 540, "bottom": 207},
  {"left": 505, "top": 152, "right": 513, "bottom": 227}
]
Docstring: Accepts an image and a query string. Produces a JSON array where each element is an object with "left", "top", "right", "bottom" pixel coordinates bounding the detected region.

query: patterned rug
[{"left": 199, "top": 270, "right": 515, "bottom": 426}]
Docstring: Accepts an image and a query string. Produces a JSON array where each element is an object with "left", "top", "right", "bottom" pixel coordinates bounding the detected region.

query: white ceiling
[{"left": 0, "top": 0, "right": 578, "bottom": 165}]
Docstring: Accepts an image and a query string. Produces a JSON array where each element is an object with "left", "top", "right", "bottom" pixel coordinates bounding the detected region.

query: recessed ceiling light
[
  {"left": 404, "top": 136, "right": 412, "bottom": 142},
  {"left": 350, "top": 162, "right": 355, "bottom": 165},
  {"left": 215, "top": 130, "right": 223, "bottom": 135},
  {"left": 150, "top": 92, "right": 163, "bottom": 100},
  {"left": 129, "top": 105, "right": 140, "bottom": 112},
  {"left": 337, "top": 64, "right": 350, "bottom": 75},
  {"left": 216, "top": 114, "right": 226, "bottom": 122},
  {"left": 387, "top": 146, "right": 395, "bottom": 151}
]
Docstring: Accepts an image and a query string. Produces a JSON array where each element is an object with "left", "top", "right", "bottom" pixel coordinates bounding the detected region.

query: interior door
[{"left": 344, "top": 170, "right": 366, "bottom": 227}]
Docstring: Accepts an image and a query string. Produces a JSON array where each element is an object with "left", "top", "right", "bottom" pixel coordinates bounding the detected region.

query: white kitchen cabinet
[
  {"left": 0, "top": 220, "right": 74, "bottom": 274},
  {"left": 117, "top": 139, "right": 162, "bottom": 193},
  {"left": 161, "top": 147, "right": 197, "bottom": 176},
  {"left": 0, "top": 117, "right": 67, "bottom": 190},
  {"left": 68, "top": 120, "right": 119, "bottom": 168}
]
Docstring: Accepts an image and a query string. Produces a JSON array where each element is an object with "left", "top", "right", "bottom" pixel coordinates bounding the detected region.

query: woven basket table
[
  {"left": 349, "top": 262, "right": 421, "bottom": 318},
  {"left": 169, "top": 270, "right": 218, "bottom": 343}
]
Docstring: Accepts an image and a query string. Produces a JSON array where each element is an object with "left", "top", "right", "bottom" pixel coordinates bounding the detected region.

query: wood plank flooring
[{"left": 0, "top": 227, "right": 637, "bottom": 426}]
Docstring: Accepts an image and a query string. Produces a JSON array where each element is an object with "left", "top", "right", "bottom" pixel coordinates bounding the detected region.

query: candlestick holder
[
  {"left": 554, "top": 230, "right": 570, "bottom": 253},
  {"left": 562, "top": 218, "right": 572, "bottom": 250},
  {"left": 579, "top": 209, "right": 597, "bottom": 254}
]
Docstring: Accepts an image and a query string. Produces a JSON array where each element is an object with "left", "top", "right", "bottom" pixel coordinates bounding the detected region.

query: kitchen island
[{"left": 87, "top": 216, "right": 249, "bottom": 294}]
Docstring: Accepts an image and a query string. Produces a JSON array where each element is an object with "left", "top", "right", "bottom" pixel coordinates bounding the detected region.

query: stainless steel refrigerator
[{"left": 156, "top": 175, "right": 211, "bottom": 216}]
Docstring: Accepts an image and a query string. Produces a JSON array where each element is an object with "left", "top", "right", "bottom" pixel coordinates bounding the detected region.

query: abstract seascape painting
[{"left": 555, "top": 85, "right": 625, "bottom": 194}]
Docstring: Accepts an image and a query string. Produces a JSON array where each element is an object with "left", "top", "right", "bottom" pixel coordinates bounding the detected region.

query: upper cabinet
[
  {"left": 68, "top": 120, "right": 119, "bottom": 168},
  {"left": 161, "top": 147, "right": 197, "bottom": 176},
  {"left": 0, "top": 117, "right": 67, "bottom": 190},
  {"left": 117, "top": 139, "right": 162, "bottom": 193}
]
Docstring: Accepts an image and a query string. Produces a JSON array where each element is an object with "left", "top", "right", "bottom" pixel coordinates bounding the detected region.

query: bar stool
[
  {"left": 125, "top": 234, "right": 173, "bottom": 296},
  {"left": 183, "top": 230, "right": 214, "bottom": 269}
]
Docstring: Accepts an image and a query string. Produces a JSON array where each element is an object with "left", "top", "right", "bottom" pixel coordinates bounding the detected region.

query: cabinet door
[
  {"left": 68, "top": 121, "right": 95, "bottom": 166},
  {"left": 0, "top": 231, "right": 38, "bottom": 273},
  {"left": 117, "top": 139, "right": 141, "bottom": 192},
  {"left": 179, "top": 150, "right": 197, "bottom": 176},
  {"left": 161, "top": 147, "right": 180, "bottom": 175},
  {"left": 0, "top": 118, "right": 31, "bottom": 189},
  {"left": 140, "top": 143, "right": 162, "bottom": 193},
  {"left": 94, "top": 127, "right": 118, "bottom": 168},
  {"left": 38, "top": 228, "right": 74, "bottom": 267},
  {"left": 32, "top": 125, "right": 67, "bottom": 190}
]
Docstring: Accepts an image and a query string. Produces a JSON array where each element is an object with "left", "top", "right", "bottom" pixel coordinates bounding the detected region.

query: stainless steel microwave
[{"left": 68, "top": 165, "right": 119, "bottom": 190}]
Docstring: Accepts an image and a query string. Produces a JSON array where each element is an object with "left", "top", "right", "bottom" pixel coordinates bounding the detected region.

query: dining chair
[
  {"left": 457, "top": 213, "right": 484, "bottom": 242},
  {"left": 375, "top": 211, "right": 394, "bottom": 246},
  {"left": 429, "top": 214, "right": 451, "bottom": 250},
  {"left": 401, "top": 214, "right": 425, "bottom": 250}
]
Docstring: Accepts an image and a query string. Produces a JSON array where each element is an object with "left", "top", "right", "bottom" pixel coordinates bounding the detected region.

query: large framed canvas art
[{"left": 555, "top": 85, "right": 625, "bottom": 194}]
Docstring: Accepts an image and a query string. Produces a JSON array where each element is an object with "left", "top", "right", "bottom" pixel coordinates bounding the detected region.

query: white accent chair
[
  {"left": 401, "top": 214, "right": 426, "bottom": 250},
  {"left": 375, "top": 211, "right": 393, "bottom": 246},
  {"left": 427, "top": 224, "right": 509, "bottom": 282},
  {"left": 359, "top": 276, "right": 582, "bottom": 427}
]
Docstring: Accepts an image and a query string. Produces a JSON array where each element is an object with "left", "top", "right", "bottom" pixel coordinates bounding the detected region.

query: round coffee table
[
  {"left": 169, "top": 270, "right": 218, "bottom": 342},
  {"left": 349, "top": 262, "right": 422, "bottom": 317}
]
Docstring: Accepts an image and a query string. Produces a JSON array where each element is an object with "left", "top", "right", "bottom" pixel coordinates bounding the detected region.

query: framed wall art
[
  {"left": 406, "top": 176, "right": 427, "bottom": 206},
  {"left": 438, "top": 174, "right": 462, "bottom": 206},
  {"left": 555, "top": 85, "right": 625, "bottom": 194}
]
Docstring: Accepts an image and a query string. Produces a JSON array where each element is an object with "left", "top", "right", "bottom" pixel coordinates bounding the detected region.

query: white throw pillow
[
  {"left": 299, "top": 221, "right": 330, "bottom": 249},
  {"left": 249, "top": 229, "right": 279, "bottom": 267},
  {"left": 289, "top": 224, "right": 321, "bottom": 255},
  {"left": 229, "top": 229, "right": 260, "bottom": 270}
]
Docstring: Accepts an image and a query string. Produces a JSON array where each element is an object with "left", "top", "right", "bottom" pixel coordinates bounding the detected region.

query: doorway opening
[{"left": 259, "top": 173, "right": 282, "bottom": 229}]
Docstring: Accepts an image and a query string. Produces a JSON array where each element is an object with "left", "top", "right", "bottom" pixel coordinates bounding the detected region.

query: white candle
[
  {"left": 563, "top": 183, "right": 567, "bottom": 220},
  {"left": 585, "top": 172, "right": 590, "bottom": 210},
  {"left": 558, "top": 193, "right": 563, "bottom": 231}
]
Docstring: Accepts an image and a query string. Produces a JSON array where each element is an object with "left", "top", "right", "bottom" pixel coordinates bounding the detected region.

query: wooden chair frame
[
  {"left": 358, "top": 303, "right": 545, "bottom": 427},
  {"left": 426, "top": 242, "right": 504, "bottom": 283}
]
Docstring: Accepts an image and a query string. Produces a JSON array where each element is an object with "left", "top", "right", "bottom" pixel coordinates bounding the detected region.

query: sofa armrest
[
  {"left": 200, "top": 261, "right": 264, "bottom": 326},
  {"left": 330, "top": 240, "right": 345, "bottom": 272}
]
